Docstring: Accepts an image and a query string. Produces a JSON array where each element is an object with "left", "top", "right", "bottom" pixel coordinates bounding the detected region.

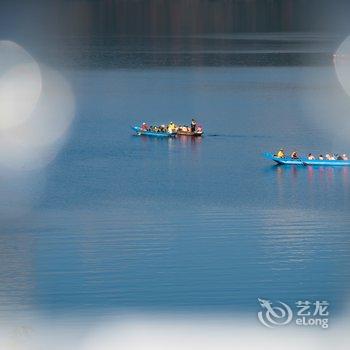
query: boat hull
[
  {"left": 176, "top": 130, "right": 203, "bottom": 137},
  {"left": 264, "top": 153, "right": 350, "bottom": 166},
  {"left": 132, "top": 126, "right": 175, "bottom": 138},
  {"left": 303, "top": 159, "right": 350, "bottom": 166}
]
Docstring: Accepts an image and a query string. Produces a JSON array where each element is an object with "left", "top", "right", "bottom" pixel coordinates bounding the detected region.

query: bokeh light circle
[
  {"left": 0, "top": 41, "right": 42, "bottom": 130},
  {"left": 0, "top": 41, "right": 76, "bottom": 218},
  {"left": 334, "top": 36, "right": 350, "bottom": 97},
  {"left": 0, "top": 42, "right": 75, "bottom": 171}
]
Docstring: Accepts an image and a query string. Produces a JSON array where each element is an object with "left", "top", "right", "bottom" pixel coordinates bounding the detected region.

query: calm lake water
[{"left": 1, "top": 34, "right": 350, "bottom": 321}]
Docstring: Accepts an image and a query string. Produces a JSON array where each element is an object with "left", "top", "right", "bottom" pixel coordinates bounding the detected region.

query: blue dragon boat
[
  {"left": 131, "top": 126, "right": 175, "bottom": 138},
  {"left": 264, "top": 153, "right": 350, "bottom": 166}
]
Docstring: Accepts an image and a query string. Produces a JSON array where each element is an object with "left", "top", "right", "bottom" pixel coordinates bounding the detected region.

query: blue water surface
[{"left": 1, "top": 35, "right": 350, "bottom": 320}]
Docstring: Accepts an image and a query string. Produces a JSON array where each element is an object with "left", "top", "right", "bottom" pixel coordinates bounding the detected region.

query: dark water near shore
[{"left": 1, "top": 34, "right": 350, "bottom": 320}]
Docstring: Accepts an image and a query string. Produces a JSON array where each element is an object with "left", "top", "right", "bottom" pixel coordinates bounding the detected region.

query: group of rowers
[
  {"left": 140, "top": 119, "right": 202, "bottom": 134},
  {"left": 276, "top": 149, "right": 349, "bottom": 161}
]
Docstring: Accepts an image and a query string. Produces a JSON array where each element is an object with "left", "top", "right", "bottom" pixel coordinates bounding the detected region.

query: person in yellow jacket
[
  {"left": 167, "top": 122, "right": 177, "bottom": 133},
  {"left": 276, "top": 148, "right": 285, "bottom": 158}
]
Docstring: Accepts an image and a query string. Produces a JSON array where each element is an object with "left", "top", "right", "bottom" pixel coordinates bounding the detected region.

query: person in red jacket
[
  {"left": 291, "top": 151, "right": 299, "bottom": 159},
  {"left": 141, "top": 122, "right": 149, "bottom": 131}
]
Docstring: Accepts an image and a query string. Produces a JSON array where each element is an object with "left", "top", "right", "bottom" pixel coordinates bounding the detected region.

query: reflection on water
[
  {"left": 271, "top": 165, "right": 350, "bottom": 210},
  {"left": 174, "top": 135, "right": 203, "bottom": 148},
  {"left": 30, "top": 34, "right": 339, "bottom": 69},
  {"left": 274, "top": 164, "right": 350, "bottom": 187}
]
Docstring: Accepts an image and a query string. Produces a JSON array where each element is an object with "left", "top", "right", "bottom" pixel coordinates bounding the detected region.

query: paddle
[
  {"left": 290, "top": 156, "right": 307, "bottom": 166},
  {"left": 298, "top": 158, "right": 308, "bottom": 166}
]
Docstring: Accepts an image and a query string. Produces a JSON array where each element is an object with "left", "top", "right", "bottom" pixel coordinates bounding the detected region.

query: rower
[
  {"left": 291, "top": 151, "right": 298, "bottom": 159},
  {"left": 167, "top": 122, "right": 176, "bottom": 133},
  {"left": 141, "top": 122, "right": 149, "bottom": 131},
  {"left": 276, "top": 148, "right": 285, "bottom": 158},
  {"left": 308, "top": 153, "right": 315, "bottom": 160},
  {"left": 191, "top": 118, "right": 197, "bottom": 132},
  {"left": 326, "top": 154, "right": 336, "bottom": 160}
]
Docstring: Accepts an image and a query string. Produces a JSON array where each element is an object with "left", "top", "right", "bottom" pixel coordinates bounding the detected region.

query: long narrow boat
[
  {"left": 131, "top": 126, "right": 175, "bottom": 138},
  {"left": 176, "top": 129, "right": 203, "bottom": 137},
  {"left": 264, "top": 152, "right": 350, "bottom": 166}
]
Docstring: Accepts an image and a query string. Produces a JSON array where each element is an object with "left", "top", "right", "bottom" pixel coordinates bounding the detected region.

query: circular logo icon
[{"left": 258, "top": 298, "right": 293, "bottom": 328}]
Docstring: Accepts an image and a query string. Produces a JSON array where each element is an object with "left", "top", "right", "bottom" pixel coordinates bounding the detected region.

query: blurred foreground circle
[
  {"left": 0, "top": 41, "right": 42, "bottom": 130},
  {"left": 334, "top": 36, "right": 350, "bottom": 97}
]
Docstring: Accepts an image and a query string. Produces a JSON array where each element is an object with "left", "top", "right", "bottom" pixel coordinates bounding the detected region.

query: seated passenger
[
  {"left": 276, "top": 149, "right": 285, "bottom": 158},
  {"left": 167, "top": 122, "right": 176, "bottom": 133},
  {"left": 325, "top": 154, "right": 331, "bottom": 160},
  {"left": 319, "top": 155, "right": 324, "bottom": 160},
  {"left": 308, "top": 153, "right": 315, "bottom": 160},
  {"left": 141, "top": 122, "right": 149, "bottom": 131},
  {"left": 180, "top": 125, "right": 190, "bottom": 132},
  {"left": 291, "top": 151, "right": 298, "bottom": 159},
  {"left": 343, "top": 154, "right": 349, "bottom": 160},
  {"left": 191, "top": 118, "right": 197, "bottom": 132}
]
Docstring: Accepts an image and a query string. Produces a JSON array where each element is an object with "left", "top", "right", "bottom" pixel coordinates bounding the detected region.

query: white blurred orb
[
  {"left": 0, "top": 133, "right": 63, "bottom": 171},
  {"left": 0, "top": 41, "right": 76, "bottom": 218},
  {"left": 0, "top": 41, "right": 42, "bottom": 130},
  {"left": 19, "top": 66, "right": 76, "bottom": 147},
  {"left": 0, "top": 67, "right": 75, "bottom": 170},
  {"left": 334, "top": 36, "right": 350, "bottom": 97}
]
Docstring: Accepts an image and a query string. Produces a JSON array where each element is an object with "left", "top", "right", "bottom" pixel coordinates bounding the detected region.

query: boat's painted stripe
[
  {"left": 131, "top": 126, "right": 174, "bottom": 137},
  {"left": 303, "top": 160, "right": 350, "bottom": 166}
]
